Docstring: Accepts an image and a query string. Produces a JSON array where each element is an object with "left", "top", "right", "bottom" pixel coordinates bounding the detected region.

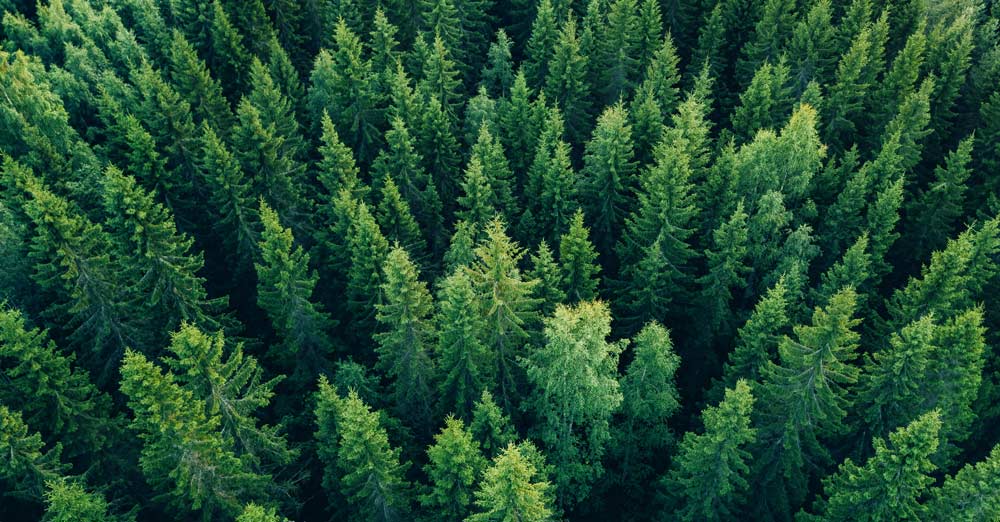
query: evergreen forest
[{"left": 2, "top": 0, "right": 1000, "bottom": 520}]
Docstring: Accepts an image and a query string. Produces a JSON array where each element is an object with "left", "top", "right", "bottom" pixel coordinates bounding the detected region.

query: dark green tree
[
  {"left": 579, "top": 102, "right": 636, "bottom": 258},
  {"left": 527, "top": 240, "right": 566, "bottom": 316},
  {"left": 377, "top": 178, "right": 429, "bottom": 261},
  {"left": 558, "top": 210, "right": 601, "bottom": 303},
  {"left": 545, "top": 16, "right": 591, "bottom": 144},
  {"left": 435, "top": 270, "right": 491, "bottom": 420}
]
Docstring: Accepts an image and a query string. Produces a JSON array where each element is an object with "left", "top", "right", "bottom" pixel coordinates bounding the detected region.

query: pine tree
[
  {"left": 0, "top": 307, "right": 116, "bottom": 463},
  {"left": 545, "top": 16, "right": 591, "bottom": 144},
  {"left": 598, "top": 0, "right": 640, "bottom": 103},
  {"left": 255, "top": 201, "right": 335, "bottom": 378},
  {"left": 498, "top": 71, "right": 543, "bottom": 180},
  {"left": 119, "top": 349, "right": 267, "bottom": 519},
  {"left": 718, "top": 278, "right": 790, "bottom": 391},
  {"left": 466, "top": 443, "right": 553, "bottom": 522},
  {"left": 639, "top": 32, "right": 681, "bottom": 115},
  {"left": 42, "top": 478, "right": 123, "bottom": 522},
  {"left": 420, "top": 417, "right": 488, "bottom": 520},
  {"left": 661, "top": 380, "right": 755, "bottom": 522},
  {"left": 612, "top": 322, "right": 680, "bottom": 494},
  {"left": 307, "top": 20, "right": 381, "bottom": 164},
  {"left": 457, "top": 156, "right": 497, "bottom": 231},
  {"left": 377, "top": 178, "right": 429, "bottom": 262},
  {"left": 905, "top": 135, "right": 974, "bottom": 259},
  {"left": 417, "top": 33, "right": 463, "bottom": 121},
  {"left": 528, "top": 240, "right": 566, "bottom": 316},
  {"left": 17, "top": 168, "right": 138, "bottom": 374},
  {"left": 162, "top": 323, "right": 296, "bottom": 469},
  {"left": 245, "top": 57, "right": 305, "bottom": 162},
  {"left": 525, "top": 301, "right": 623, "bottom": 507},
  {"left": 526, "top": 108, "right": 577, "bottom": 243},
  {"left": 464, "top": 219, "right": 539, "bottom": 415},
  {"left": 731, "top": 60, "right": 792, "bottom": 143},
  {"left": 579, "top": 102, "right": 636, "bottom": 258},
  {"left": 375, "top": 246, "right": 436, "bottom": 434},
  {"left": 736, "top": 0, "right": 795, "bottom": 83},
  {"left": 824, "top": 24, "right": 875, "bottom": 151},
  {"left": 435, "top": 270, "right": 491, "bottom": 420},
  {"left": 481, "top": 29, "right": 515, "bottom": 97},
  {"left": 323, "top": 389, "right": 412, "bottom": 521},
  {"left": 558, "top": 210, "right": 601, "bottom": 303},
  {"left": 805, "top": 411, "right": 940, "bottom": 522},
  {"left": 101, "top": 166, "right": 225, "bottom": 337},
  {"left": 812, "top": 233, "right": 871, "bottom": 308},
  {"left": 786, "top": 0, "right": 836, "bottom": 94},
  {"left": 372, "top": 117, "right": 443, "bottom": 247},
  {"left": 0, "top": 405, "right": 68, "bottom": 500}
]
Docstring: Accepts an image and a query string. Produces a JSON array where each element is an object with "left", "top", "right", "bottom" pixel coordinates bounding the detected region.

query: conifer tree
[
  {"left": 307, "top": 20, "right": 381, "bottom": 164},
  {"left": 377, "top": 178, "right": 429, "bottom": 262},
  {"left": 321, "top": 388, "right": 412, "bottom": 522},
  {"left": 464, "top": 219, "right": 539, "bottom": 415},
  {"left": 525, "top": 300, "right": 623, "bottom": 507},
  {"left": 805, "top": 411, "right": 941, "bottom": 522},
  {"left": 469, "top": 390, "right": 517, "bottom": 459},
  {"left": 470, "top": 123, "right": 517, "bottom": 220},
  {"left": 236, "top": 503, "right": 289, "bottom": 522},
  {"left": 927, "top": 444, "right": 1000, "bottom": 521},
  {"left": 558, "top": 210, "right": 601, "bottom": 303},
  {"left": 245, "top": 57, "right": 304, "bottom": 161},
  {"left": 906, "top": 135, "right": 974, "bottom": 258},
  {"left": 457, "top": 156, "right": 496, "bottom": 231},
  {"left": 375, "top": 246, "right": 437, "bottom": 434},
  {"left": 524, "top": 0, "right": 558, "bottom": 89},
  {"left": 545, "top": 16, "right": 591, "bottom": 144},
  {"left": 579, "top": 103, "right": 636, "bottom": 258},
  {"left": 718, "top": 278, "right": 790, "bottom": 391},
  {"left": 617, "top": 139, "right": 697, "bottom": 330},
  {"left": 416, "top": 94, "right": 462, "bottom": 211},
  {"left": 736, "top": 0, "right": 795, "bottom": 83},
  {"left": 420, "top": 417, "right": 488, "bottom": 520},
  {"left": 812, "top": 234, "right": 871, "bottom": 308},
  {"left": 466, "top": 443, "right": 553, "bottom": 522},
  {"left": 697, "top": 202, "right": 750, "bottom": 335},
  {"left": 824, "top": 24, "right": 876, "bottom": 151},
  {"left": 168, "top": 29, "right": 234, "bottom": 134},
  {"left": 18, "top": 168, "right": 138, "bottom": 373},
  {"left": 598, "top": 0, "right": 640, "bottom": 103},
  {"left": 0, "top": 405, "right": 68, "bottom": 500},
  {"left": 208, "top": 0, "right": 252, "bottom": 96},
  {"left": 0, "top": 307, "right": 116, "bottom": 463},
  {"left": 417, "top": 33, "right": 463, "bottom": 121},
  {"left": 435, "top": 270, "right": 491, "bottom": 420},
  {"left": 661, "top": 380, "right": 756, "bottom": 522},
  {"left": 527, "top": 110, "right": 577, "bottom": 244},
  {"left": 731, "top": 60, "right": 792, "bottom": 143},
  {"left": 612, "top": 322, "right": 680, "bottom": 494},
  {"left": 42, "top": 478, "right": 124, "bottom": 522},
  {"left": 786, "top": 0, "right": 836, "bottom": 94},
  {"left": 527, "top": 240, "right": 566, "bottom": 316},
  {"left": 481, "top": 30, "right": 515, "bottom": 97},
  {"left": 255, "top": 201, "right": 335, "bottom": 377},
  {"left": 750, "top": 288, "right": 861, "bottom": 517},
  {"left": 197, "top": 123, "right": 259, "bottom": 276},
  {"left": 498, "top": 71, "right": 543, "bottom": 179},
  {"left": 163, "top": 323, "right": 296, "bottom": 469},
  {"left": 346, "top": 202, "right": 391, "bottom": 337},
  {"left": 102, "top": 166, "right": 224, "bottom": 337},
  {"left": 640, "top": 32, "right": 681, "bottom": 117},
  {"left": 444, "top": 220, "right": 479, "bottom": 272},
  {"left": 119, "top": 349, "right": 267, "bottom": 519}
]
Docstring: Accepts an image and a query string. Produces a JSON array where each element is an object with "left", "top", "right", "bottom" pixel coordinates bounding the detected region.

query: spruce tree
[
  {"left": 661, "top": 380, "right": 755, "bottom": 522},
  {"left": 598, "top": 0, "right": 640, "bottom": 103},
  {"left": 579, "top": 102, "right": 636, "bottom": 259},
  {"left": 375, "top": 246, "right": 437, "bottom": 434},
  {"left": 0, "top": 405, "right": 68, "bottom": 500},
  {"left": 420, "top": 417, "right": 488, "bottom": 520},
  {"left": 42, "top": 478, "right": 123, "bottom": 522},
  {"left": 466, "top": 443, "right": 553, "bottom": 522},
  {"left": 525, "top": 300, "right": 623, "bottom": 507},
  {"left": 255, "top": 201, "right": 335, "bottom": 378},
  {"left": 119, "top": 349, "right": 267, "bottom": 519},
  {"left": 345, "top": 202, "right": 391, "bottom": 338},
  {"left": 435, "top": 270, "right": 491, "bottom": 420},
  {"left": 696, "top": 201, "right": 750, "bottom": 335},
  {"left": 806, "top": 411, "right": 941, "bottom": 522},
  {"left": 523, "top": 0, "right": 559, "bottom": 89},
  {"left": 481, "top": 29, "right": 515, "bottom": 97},
  {"left": 544, "top": 16, "right": 591, "bottom": 144},
  {"left": 469, "top": 390, "right": 517, "bottom": 459},
  {"left": 927, "top": 444, "right": 1000, "bottom": 521},
  {"left": 905, "top": 135, "right": 974, "bottom": 259},
  {"left": 456, "top": 156, "right": 496, "bottom": 231},
  {"left": 167, "top": 29, "right": 234, "bottom": 133},
  {"left": 558, "top": 210, "right": 601, "bottom": 303},
  {"left": 464, "top": 219, "right": 539, "bottom": 415},
  {"left": 377, "top": 178, "right": 429, "bottom": 262},
  {"left": 718, "top": 278, "right": 790, "bottom": 391},
  {"left": 612, "top": 322, "right": 680, "bottom": 494},
  {"left": 469, "top": 123, "right": 517, "bottom": 220}
]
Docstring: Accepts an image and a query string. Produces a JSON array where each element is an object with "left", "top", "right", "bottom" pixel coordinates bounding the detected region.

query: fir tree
[
  {"left": 927, "top": 444, "right": 1000, "bottom": 521},
  {"left": 598, "top": 0, "right": 641, "bottom": 103},
  {"left": 470, "top": 123, "right": 517, "bottom": 220},
  {"left": 527, "top": 240, "right": 566, "bottom": 316},
  {"left": 696, "top": 201, "right": 750, "bottom": 335},
  {"left": 119, "top": 349, "right": 267, "bottom": 519},
  {"left": 377, "top": 178, "right": 429, "bottom": 262},
  {"left": 481, "top": 29, "right": 515, "bottom": 97},
  {"left": 906, "top": 135, "right": 974, "bottom": 259},
  {"left": 523, "top": 0, "right": 559, "bottom": 89},
  {"left": 42, "top": 478, "right": 123, "bottom": 522},
  {"left": 718, "top": 278, "right": 790, "bottom": 391},
  {"left": 0, "top": 405, "right": 68, "bottom": 500},
  {"left": 457, "top": 156, "right": 496, "bottom": 231},
  {"left": 167, "top": 29, "right": 234, "bottom": 133},
  {"left": 661, "top": 380, "right": 756, "bottom": 522},
  {"left": 545, "top": 16, "right": 591, "bottom": 144},
  {"left": 469, "top": 390, "right": 517, "bottom": 459},
  {"left": 346, "top": 202, "right": 391, "bottom": 338}
]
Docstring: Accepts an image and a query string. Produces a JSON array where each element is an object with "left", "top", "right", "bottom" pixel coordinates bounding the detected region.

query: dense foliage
[{"left": 1, "top": 0, "right": 999, "bottom": 520}]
